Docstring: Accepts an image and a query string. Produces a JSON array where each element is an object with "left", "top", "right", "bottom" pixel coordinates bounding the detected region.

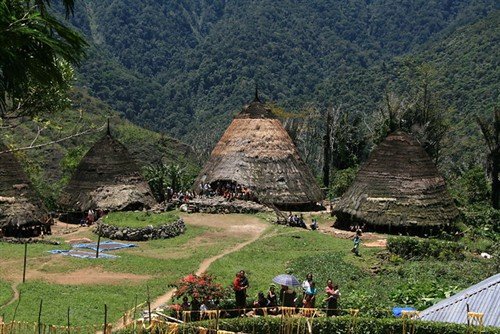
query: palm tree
[{"left": 0, "top": 0, "right": 86, "bottom": 120}]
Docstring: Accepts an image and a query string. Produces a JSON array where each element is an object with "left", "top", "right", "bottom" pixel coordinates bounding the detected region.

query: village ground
[{"left": 0, "top": 211, "right": 495, "bottom": 327}]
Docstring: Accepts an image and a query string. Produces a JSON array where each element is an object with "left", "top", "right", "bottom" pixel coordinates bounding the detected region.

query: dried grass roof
[
  {"left": 59, "top": 133, "right": 156, "bottom": 212},
  {"left": 195, "top": 100, "right": 323, "bottom": 206},
  {"left": 333, "top": 131, "right": 458, "bottom": 228},
  {"left": 0, "top": 143, "right": 46, "bottom": 227}
]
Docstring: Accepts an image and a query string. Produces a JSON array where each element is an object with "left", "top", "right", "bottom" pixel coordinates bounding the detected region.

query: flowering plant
[{"left": 172, "top": 272, "right": 227, "bottom": 301}]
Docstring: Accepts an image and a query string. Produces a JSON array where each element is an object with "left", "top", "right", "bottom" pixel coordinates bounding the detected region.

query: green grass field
[
  {"left": 0, "top": 212, "right": 496, "bottom": 326},
  {"left": 100, "top": 211, "right": 179, "bottom": 228},
  {"left": 0, "top": 214, "right": 250, "bottom": 325},
  {"left": 207, "top": 225, "right": 496, "bottom": 316}
]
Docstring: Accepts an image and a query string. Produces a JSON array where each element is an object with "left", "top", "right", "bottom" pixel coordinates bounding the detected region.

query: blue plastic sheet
[
  {"left": 72, "top": 240, "right": 136, "bottom": 251},
  {"left": 392, "top": 306, "right": 417, "bottom": 317},
  {"left": 47, "top": 249, "right": 118, "bottom": 259}
]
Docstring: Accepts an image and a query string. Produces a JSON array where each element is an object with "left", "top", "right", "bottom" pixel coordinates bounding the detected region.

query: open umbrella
[{"left": 272, "top": 274, "right": 301, "bottom": 287}]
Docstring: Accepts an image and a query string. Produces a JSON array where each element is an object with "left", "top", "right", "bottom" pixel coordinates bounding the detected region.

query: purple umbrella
[{"left": 272, "top": 274, "right": 301, "bottom": 287}]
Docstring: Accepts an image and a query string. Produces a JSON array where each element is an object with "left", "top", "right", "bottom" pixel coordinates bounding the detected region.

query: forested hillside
[
  {"left": 1, "top": 89, "right": 199, "bottom": 208},
  {"left": 66, "top": 0, "right": 498, "bottom": 161}
]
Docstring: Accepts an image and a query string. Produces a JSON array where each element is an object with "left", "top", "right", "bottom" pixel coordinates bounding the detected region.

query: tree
[
  {"left": 373, "top": 64, "right": 450, "bottom": 163},
  {"left": 144, "top": 162, "right": 187, "bottom": 202},
  {"left": 0, "top": 0, "right": 86, "bottom": 123},
  {"left": 476, "top": 107, "right": 500, "bottom": 209}
]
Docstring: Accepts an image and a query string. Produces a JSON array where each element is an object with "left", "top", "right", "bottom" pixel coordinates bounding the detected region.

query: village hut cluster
[{"left": 1, "top": 91, "right": 459, "bottom": 237}]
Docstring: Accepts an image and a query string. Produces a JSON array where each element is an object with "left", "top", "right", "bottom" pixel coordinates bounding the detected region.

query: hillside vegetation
[
  {"left": 64, "top": 0, "right": 498, "bottom": 165},
  {"left": 0, "top": 89, "right": 199, "bottom": 208}
]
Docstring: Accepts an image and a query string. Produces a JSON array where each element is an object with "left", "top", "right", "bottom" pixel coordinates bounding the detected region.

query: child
[{"left": 352, "top": 229, "right": 362, "bottom": 256}]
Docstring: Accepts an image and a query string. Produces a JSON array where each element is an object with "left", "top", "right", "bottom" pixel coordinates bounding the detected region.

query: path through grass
[{"left": 0, "top": 213, "right": 267, "bottom": 325}]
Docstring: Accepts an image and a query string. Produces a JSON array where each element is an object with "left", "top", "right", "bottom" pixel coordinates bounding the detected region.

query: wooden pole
[
  {"left": 103, "top": 304, "right": 108, "bottom": 334},
  {"left": 37, "top": 299, "right": 43, "bottom": 334},
  {"left": 147, "top": 286, "right": 152, "bottom": 324},
  {"left": 22, "top": 243, "right": 27, "bottom": 283},
  {"left": 133, "top": 294, "right": 138, "bottom": 332},
  {"left": 67, "top": 306, "right": 70, "bottom": 334},
  {"left": 95, "top": 225, "right": 101, "bottom": 259}
]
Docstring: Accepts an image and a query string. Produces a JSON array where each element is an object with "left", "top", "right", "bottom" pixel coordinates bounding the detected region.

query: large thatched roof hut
[
  {"left": 0, "top": 143, "right": 48, "bottom": 237},
  {"left": 59, "top": 130, "right": 155, "bottom": 218},
  {"left": 333, "top": 131, "right": 458, "bottom": 234},
  {"left": 194, "top": 94, "right": 323, "bottom": 209}
]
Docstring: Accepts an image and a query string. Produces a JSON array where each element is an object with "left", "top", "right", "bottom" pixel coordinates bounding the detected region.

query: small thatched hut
[
  {"left": 0, "top": 143, "right": 48, "bottom": 237},
  {"left": 333, "top": 131, "right": 458, "bottom": 234},
  {"left": 194, "top": 93, "right": 323, "bottom": 209},
  {"left": 59, "top": 129, "right": 155, "bottom": 221}
]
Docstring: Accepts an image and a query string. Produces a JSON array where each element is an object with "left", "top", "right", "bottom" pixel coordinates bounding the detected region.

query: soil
[{"left": 28, "top": 267, "right": 151, "bottom": 285}]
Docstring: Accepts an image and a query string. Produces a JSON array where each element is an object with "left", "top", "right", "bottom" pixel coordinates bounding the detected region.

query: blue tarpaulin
[
  {"left": 72, "top": 240, "right": 136, "bottom": 251},
  {"left": 392, "top": 307, "right": 417, "bottom": 317},
  {"left": 47, "top": 249, "right": 118, "bottom": 259}
]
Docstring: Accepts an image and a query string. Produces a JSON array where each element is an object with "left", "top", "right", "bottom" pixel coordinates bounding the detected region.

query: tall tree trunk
[
  {"left": 323, "top": 108, "right": 332, "bottom": 188},
  {"left": 492, "top": 151, "right": 499, "bottom": 209},
  {"left": 476, "top": 106, "right": 500, "bottom": 209}
]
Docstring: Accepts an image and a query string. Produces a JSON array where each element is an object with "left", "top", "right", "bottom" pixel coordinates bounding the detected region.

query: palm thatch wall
[
  {"left": 0, "top": 143, "right": 47, "bottom": 235},
  {"left": 194, "top": 98, "right": 323, "bottom": 208},
  {"left": 59, "top": 133, "right": 156, "bottom": 214},
  {"left": 333, "top": 131, "right": 458, "bottom": 233}
]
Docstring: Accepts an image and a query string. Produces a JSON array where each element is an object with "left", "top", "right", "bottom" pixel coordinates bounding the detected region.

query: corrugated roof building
[{"left": 418, "top": 273, "right": 500, "bottom": 327}]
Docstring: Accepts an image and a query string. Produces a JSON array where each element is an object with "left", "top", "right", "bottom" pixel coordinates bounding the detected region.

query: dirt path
[
  {"left": 150, "top": 229, "right": 264, "bottom": 310},
  {"left": 113, "top": 213, "right": 268, "bottom": 330},
  {"left": 2, "top": 282, "right": 20, "bottom": 309}
]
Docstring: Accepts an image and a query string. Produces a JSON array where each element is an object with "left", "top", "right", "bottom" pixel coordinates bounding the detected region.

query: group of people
[
  {"left": 286, "top": 213, "right": 318, "bottom": 230},
  {"left": 233, "top": 272, "right": 341, "bottom": 317},
  {"left": 79, "top": 208, "right": 105, "bottom": 226},
  {"left": 166, "top": 187, "right": 195, "bottom": 203},
  {"left": 199, "top": 181, "right": 255, "bottom": 201}
]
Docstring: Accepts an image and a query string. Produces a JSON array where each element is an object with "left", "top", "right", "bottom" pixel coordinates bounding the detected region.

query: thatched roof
[
  {"left": 59, "top": 132, "right": 156, "bottom": 212},
  {"left": 194, "top": 97, "right": 323, "bottom": 207},
  {"left": 0, "top": 143, "right": 46, "bottom": 228},
  {"left": 333, "top": 131, "right": 458, "bottom": 231}
]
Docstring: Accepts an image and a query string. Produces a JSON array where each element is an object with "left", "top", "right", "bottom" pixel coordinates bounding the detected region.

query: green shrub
[
  {"left": 387, "top": 237, "right": 465, "bottom": 260},
  {"left": 128, "top": 316, "right": 500, "bottom": 334},
  {"left": 329, "top": 167, "right": 359, "bottom": 198}
]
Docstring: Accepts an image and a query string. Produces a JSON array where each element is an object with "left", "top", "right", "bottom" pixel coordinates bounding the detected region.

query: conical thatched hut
[
  {"left": 0, "top": 143, "right": 48, "bottom": 237},
  {"left": 194, "top": 93, "right": 323, "bottom": 209},
  {"left": 333, "top": 131, "right": 458, "bottom": 234},
  {"left": 59, "top": 130, "right": 155, "bottom": 221}
]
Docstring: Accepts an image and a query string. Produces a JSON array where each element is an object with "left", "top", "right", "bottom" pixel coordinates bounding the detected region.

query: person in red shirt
[{"left": 233, "top": 270, "right": 249, "bottom": 313}]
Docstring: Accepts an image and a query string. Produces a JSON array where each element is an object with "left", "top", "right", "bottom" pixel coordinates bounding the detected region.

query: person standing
[
  {"left": 352, "top": 229, "right": 362, "bottom": 256},
  {"left": 325, "top": 280, "right": 340, "bottom": 316},
  {"left": 303, "top": 281, "right": 317, "bottom": 308},
  {"left": 233, "top": 270, "right": 249, "bottom": 313},
  {"left": 301, "top": 273, "right": 313, "bottom": 306}
]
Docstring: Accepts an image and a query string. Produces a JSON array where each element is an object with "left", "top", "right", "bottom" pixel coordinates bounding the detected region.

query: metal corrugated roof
[{"left": 418, "top": 273, "right": 500, "bottom": 327}]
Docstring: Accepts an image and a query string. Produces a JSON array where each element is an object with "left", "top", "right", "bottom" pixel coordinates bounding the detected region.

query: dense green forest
[
  {"left": 64, "top": 0, "right": 498, "bottom": 165},
  {"left": 3, "top": 0, "right": 498, "bottom": 209}
]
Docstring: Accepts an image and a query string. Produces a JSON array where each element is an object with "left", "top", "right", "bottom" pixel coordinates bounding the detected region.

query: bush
[
  {"left": 159, "top": 316, "right": 500, "bottom": 334},
  {"left": 387, "top": 237, "right": 465, "bottom": 260},
  {"left": 329, "top": 167, "right": 359, "bottom": 198}
]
